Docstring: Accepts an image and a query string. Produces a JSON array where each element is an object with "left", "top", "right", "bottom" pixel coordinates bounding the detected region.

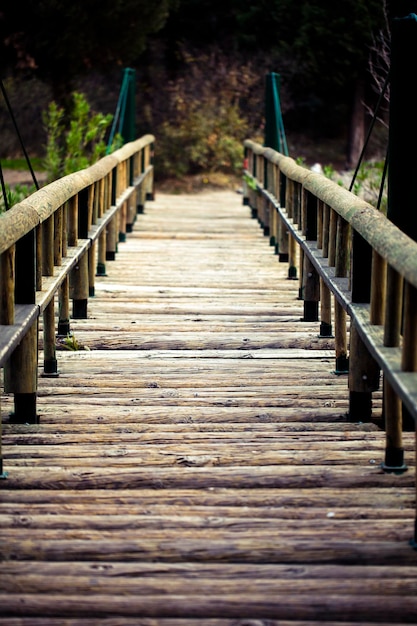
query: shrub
[
  {"left": 42, "top": 92, "right": 115, "bottom": 182},
  {"left": 0, "top": 182, "right": 36, "bottom": 214},
  {"left": 154, "top": 49, "right": 259, "bottom": 180}
]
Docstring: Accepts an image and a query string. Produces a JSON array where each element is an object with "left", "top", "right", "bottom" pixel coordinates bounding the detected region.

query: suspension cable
[
  {"left": 0, "top": 159, "right": 10, "bottom": 211},
  {"left": 0, "top": 78, "right": 40, "bottom": 191},
  {"left": 349, "top": 72, "right": 390, "bottom": 193}
]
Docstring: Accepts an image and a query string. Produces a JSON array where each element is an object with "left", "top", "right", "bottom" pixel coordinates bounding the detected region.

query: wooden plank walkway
[{"left": 1, "top": 189, "right": 417, "bottom": 624}]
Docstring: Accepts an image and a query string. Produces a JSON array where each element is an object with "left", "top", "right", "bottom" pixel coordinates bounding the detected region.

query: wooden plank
[
  {"left": 1, "top": 189, "right": 417, "bottom": 624},
  {"left": 2, "top": 593, "right": 417, "bottom": 620}
]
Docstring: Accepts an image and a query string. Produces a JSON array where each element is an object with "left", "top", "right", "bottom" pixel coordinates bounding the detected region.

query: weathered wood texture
[{"left": 1, "top": 190, "right": 416, "bottom": 623}]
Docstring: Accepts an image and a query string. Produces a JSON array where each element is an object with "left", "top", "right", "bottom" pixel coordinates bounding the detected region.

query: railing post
[
  {"left": 319, "top": 280, "right": 333, "bottom": 338},
  {"left": 68, "top": 190, "right": 89, "bottom": 319},
  {"left": 58, "top": 276, "right": 71, "bottom": 337},
  {"left": 382, "top": 266, "right": 406, "bottom": 471},
  {"left": 97, "top": 230, "right": 107, "bottom": 277},
  {"left": 348, "top": 322, "right": 380, "bottom": 422},
  {"left": 42, "top": 214, "right": 59, "bottom": 376},
  {"left": 5, "top": 230, "right": 38, "bottom": 423},
  {"left": 334, "top": 300, "right": 348, "bottom": 375},
  {"left": 285, "top": 178, "right": 299, "bottom": 280},
  {"left": 43, "top": 299, "right": 58, "bottom": 376},
  {"left": 0, "top": 244, "right": 15, "bottom": 475},
  {"left": 70, "top": 254, "right": 89, "bottom": 319},
  {"left": 348, "top": 229, "right": 380, "bottom": 421},
  {"left": 5, "top": 321, "right": 39, "bottom": 424},
  {"left": 301, "top": 190, "right": 319, "bottom": 322},
  {"left": 106, "top": 171, "right": 118, "bottom": 261},
  {"left": 383, "top": 283, "right": 417, "bottom": 472}
]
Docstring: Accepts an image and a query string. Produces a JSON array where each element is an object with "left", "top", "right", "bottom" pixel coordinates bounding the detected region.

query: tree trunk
[{"left": 346, "top": 78, "right": 365, "bottom": 170}]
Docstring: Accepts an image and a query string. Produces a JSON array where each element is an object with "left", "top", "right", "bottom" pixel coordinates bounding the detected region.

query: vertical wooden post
[
  {"left": 70, "top": 253, "right": 89, "bottom": 319},
  {"left": 370, "top": 252, "right": 386, "bottom": 325},
  {"left": 334, "top": 299, "right": 348, "bottom": 374},
  {"left": 68, "top": 196, "right": 78, "bottom": 247},
  {"left": 137, "top": 175, "right": 146, "bottom": 215},
  {"left": 302, "top": 255, "right": 319, "bottom": 322},
  {"left": 335, "top": 216, "right": 350, "bottom": 278},
  {"left": 348, "top": 228, "right": 380, "bottom": 420},
  {"left": 319, "top": 279, "right": 333, "bottom": 338},
  {"left": 89, "top": 243, "right": 96, "bottom": 297},
  {"left": 126, "top": 194, "right": 136, "bottom": 233},
  {"left": 322, "top": 204, "right": 330, "bottom": 258},
  {"left": 0, "top": 246, "right": 15, "bottom": 325},
  {"left": 43, "top": 299, "right": 58, "bottom": 376},
  {"left": 277, "top": 219, "right": 289, "bottom": 263},
  {"left": 119, "top": 201, "right": 127, "bottom": 242},
  {"left": 348, "top": 322, "right": 380, "bottom": 422},
  {"left": 58, "top": 275, "right": 70, "bottom": 336},
  {"left": 382, "top": 266, "right": 405, "bottom": 471},
  {"left": 302, "top": 191, "right": 319, "bottom": 321},
  {"left": 269, "top": 162, "right": 277, "bottom": 250},
  {"left": 54, "top": 206, "right": 63, "bottom": 267},
  {"left": 0, "top": 391, "right": 5, "bottom": 477},
  {"left": 288, "top": 235, "right": 298, "bottom": 280},
  {"left": 402, "top": 281, "right": 417, "bottom": 371},
  {"left": 62, "top": 201, "right": 68, "bottom": 258},
  {"left": 383, "top": 377, "right": 405, "bottom": 469},
  {"left": 97, "top": 229, "right": 107, "bottom": 277},
  {"left": 106, "top": 216, "right": 118, "bottom": 261},
  {"left": 0, "top": 245, "right": 14, "bottom": 475},
  {"left": 42, "top": 216, "right": 54, "bottom": 277},
  {"left": 351, "top": 230, "right": 372, "bottom": 303},
  {"left": 328, "top": 210, "right": 337, "bottom": 268},
  {"left": 285, "top": 178, "right": 298, "bottom": 279},
  {"left": 36, "top": 226, "right": 43, "bottom": 291},
  {"left": 7, "top": 229, "right": 37, "bottom": 423},
  {"left": 146, "top": 142, "right": 155, "bottom": 201},
  {"left": 298, "top": 248, "right": 304, "bottom": 300},
  {"left": 5, "top": 321, "right": 39, "bottom": 424}
]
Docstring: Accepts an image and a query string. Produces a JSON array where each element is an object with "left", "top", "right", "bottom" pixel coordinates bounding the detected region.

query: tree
[
  {"left": 0, "top": 0, "right": 172, "bottom": 105},
  {"left": 156, "top": 0, "right": 386, "bottom": 165}
]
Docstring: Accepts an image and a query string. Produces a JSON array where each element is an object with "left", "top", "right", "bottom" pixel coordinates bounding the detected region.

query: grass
[{"left": 1, "top": 157, "right": 45, "bottom": 170}]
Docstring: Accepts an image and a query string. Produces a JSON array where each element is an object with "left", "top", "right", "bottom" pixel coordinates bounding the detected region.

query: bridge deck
[{"left": 1, "top": 189, "right": 416, "bottom": 624}]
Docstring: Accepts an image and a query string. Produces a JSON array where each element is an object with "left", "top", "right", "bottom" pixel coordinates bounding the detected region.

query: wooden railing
[
  {"left": 0, "top": 134, "right": 154, "bottom": 474},
  {"left": 243, "top": 140, "right": 417, "bottom": 490}
]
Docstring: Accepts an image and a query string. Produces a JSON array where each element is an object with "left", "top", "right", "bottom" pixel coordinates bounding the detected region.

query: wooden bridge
[{"left": 1, "top": 135, "right": 417, "bottom": 623}]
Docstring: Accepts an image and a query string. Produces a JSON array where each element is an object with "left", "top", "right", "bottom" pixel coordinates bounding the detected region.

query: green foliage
[
  {"left": 323, "top": 159, "right": 387, "bottom": 214},
  {"left": 351, "top": 160, "right": 387, "bottom": 213},
  {"left": 42, "top": 92, "right": 114, "bottom": 182},
  {"left": 0, "top": 182, "right": 36, "bottom": 214},
  {"left": 155, "top": 51, "right": 252, "bottom": 179},
  {"left": 243, "top": 173, "right": 257, "bottom": 191},
  {"left": 158, "top": 103, "right": 246, "bottom": 178},
  {"left": 322, "top": 164, "right": 336, "bottom": 179},
  {"left": 60, "top": 333, "right": 90, "bottom": 352}
]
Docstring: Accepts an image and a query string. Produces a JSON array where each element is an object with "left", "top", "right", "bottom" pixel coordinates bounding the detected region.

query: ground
[{"left": 2, "top": 168, "right": 47, "bottom": 188}]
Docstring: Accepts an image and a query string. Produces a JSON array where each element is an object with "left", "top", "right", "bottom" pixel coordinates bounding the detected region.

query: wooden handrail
[
  {"left": 0, "top": 135, "right": 154, "bottom": 468},
  {"left": 245, "top": 140, "right": 417, "bottom": 289},
  {"left": 243, "top": 139, "right": 417, "bottom": 482},
  {"left": 0, "top": 135, "right": 154, "bottom": 255}
]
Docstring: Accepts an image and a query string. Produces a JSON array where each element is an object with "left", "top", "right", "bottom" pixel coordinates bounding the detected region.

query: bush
[
  {"left": 153, "top": 49, "right": 260, "bottom": 180},
  {"left": 0, "top": 182, "right": 36, "bottom": 214},
  {"left": 42, "top": 92, "right": 115, "bottom": 182}
]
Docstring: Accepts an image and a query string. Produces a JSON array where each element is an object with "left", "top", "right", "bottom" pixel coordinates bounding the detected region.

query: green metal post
[
  {"left": 265, "top": 72, "right": 281, "bottom": 152},
  {"left": 264, "top": 72, "right": 288, "bottom": 156},
  {"left": 121, "top": 68, "right": 136, "bottom": 143}
]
